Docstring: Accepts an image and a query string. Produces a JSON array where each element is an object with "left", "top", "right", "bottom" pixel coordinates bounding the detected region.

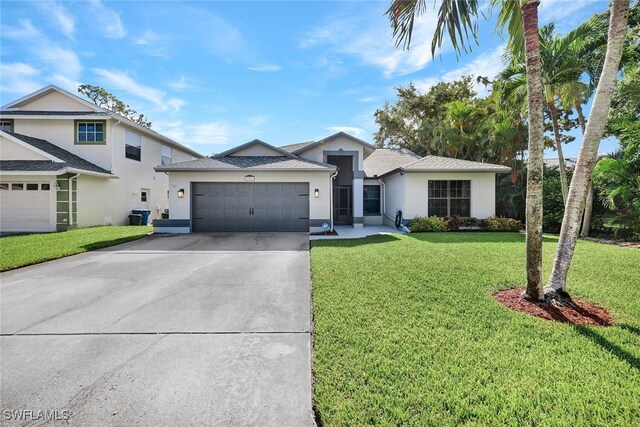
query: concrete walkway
[
  {"left": 310, "top": 225, "right": 404, "bottom": 240},
  {"left": 0, "top": 233, "right": 314, "bottom": 426}
]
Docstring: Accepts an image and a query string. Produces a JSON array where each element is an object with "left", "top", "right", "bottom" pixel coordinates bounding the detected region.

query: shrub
[
  {"left": 444, "top": 215, "right": 461, "bottom": 231},
  {"left": 481, "top": 216, "right": 522, "bottom": 232},
  {"left": 410, "top": 216, "right": 447, "bottom": 232},
  {"left": 463, "top": 217, "right": 478, "bottom": 227}
]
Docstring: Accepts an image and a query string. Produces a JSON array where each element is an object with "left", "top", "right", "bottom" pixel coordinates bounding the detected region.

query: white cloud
[
  {"left": 414, "top": 45, "right": 506, "bottom": 97},
  {"left": 326, "top": 126, "right": 367, "bottom": 139},
  {"left": 1, "top": 19, "right": 82, "bottom": 92},
  {"left": 0, "top": 63, "right": 41, "bottom": 95},
  {"left": 248, "top": 64, "right": 282, "bottom": 72},
  {"left": 40, "top": 1, "right": 75, "bottom": 38},
  {"left": 133, "top": 29, "right": 158, "bottom": 46},
  {"left": 359, "top": 96, "right": 378, "bottom": 103},
  {"left": 539, "top": 0, "right": 601, "bottom": 23},
  {"left": 156, "top": 121, "right": 229, "bottom": 146},
  {"left": 299, "top": 3, "right": 445, "bottom": 78},
  {"left": 92, "top": 68, "right": 185, "bottom": 112},
  {"left": 89, "top": 0, "right": 126, "bottom": 39},
  {"left": 167, "top": 75, "right": 195, "bottom": 91}
]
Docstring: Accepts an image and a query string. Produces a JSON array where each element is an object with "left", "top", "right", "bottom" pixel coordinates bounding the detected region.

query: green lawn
[
  {"left": 311, "top": 233, "right": 640, "bottom": 426},
  {"left": 0, "top": 226, "right": 152, "bottom": 271}
]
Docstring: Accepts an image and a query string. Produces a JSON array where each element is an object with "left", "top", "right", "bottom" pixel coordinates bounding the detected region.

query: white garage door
[{"left": 0, "top": 182, "right": 53, "bottom": 232}]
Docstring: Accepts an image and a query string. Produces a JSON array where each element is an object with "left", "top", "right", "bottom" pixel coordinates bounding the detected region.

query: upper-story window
[
  {"left": 0, "top": 120, "right": 13, "bottom": 132},
  {"left": 75, "top": 120, "right": 105, "bottom": 144},
  {"left": 161, "top": 145, "right": 172, "bottom": 165},
  {"left": 125, "top": 129, "right": 142, "bottom": 161}
]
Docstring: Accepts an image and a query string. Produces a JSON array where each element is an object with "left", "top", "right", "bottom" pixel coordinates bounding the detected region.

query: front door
[{"left": 333, "top": 186, "right": 352, "bottom": 225}]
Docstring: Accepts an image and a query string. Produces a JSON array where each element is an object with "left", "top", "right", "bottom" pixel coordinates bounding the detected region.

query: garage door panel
[
  {"left": 1, "top": 188, "right": 52, "bottom": 232},
  {"left": 192, "top": 182, "right": 309, "bottom": 232}
]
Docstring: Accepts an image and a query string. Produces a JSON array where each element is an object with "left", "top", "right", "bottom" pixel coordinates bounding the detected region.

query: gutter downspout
[
  {"left": 68, "top": 173, "right": 79, "bottom": 226},
  {"left": 329, "top": 170, "right": 338, "bottom": 231}
]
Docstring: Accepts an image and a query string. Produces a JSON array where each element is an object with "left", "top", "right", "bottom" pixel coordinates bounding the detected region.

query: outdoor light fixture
[
  {"left": 177, "top": 189, "right": 185, "bottom": 198},
  {"left": 314, "top": 188, "right": 320, "bottom": 198}
]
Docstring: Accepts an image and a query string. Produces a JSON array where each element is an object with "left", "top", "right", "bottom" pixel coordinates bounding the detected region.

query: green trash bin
[
  {"left": 132, "top": 209, "right": 151, "bottom": 225},
  {"left": 128, "top": 214, "right": 143, "bottom": 226}
]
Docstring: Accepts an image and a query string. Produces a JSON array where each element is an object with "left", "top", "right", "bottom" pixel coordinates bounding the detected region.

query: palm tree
[
  {"left": 387, "top": 0, "right": 546, "bottom": 300},
  {"left": 501, "top": 23, "right": 592, "bottom": 204},
  {"left": 545, "top": 0, "right": 630, "bottom": 297}
]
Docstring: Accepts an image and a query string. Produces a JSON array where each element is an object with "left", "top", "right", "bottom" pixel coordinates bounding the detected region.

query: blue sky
[{"left": 0, "top": 0, "right": 617, "bottom": 158}]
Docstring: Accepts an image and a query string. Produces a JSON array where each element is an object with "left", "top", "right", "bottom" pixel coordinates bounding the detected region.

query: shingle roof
[
  {"left": 544, "top": 157, "right": 577, "bottom": 170},
  {"left": 363, "top": 148, "right": 421, "bottom": 177},
  {"left": 2, "top": 132, "right": 112, "bottom": 175},
  {"left": 0, "top": 160, "right": 67, "bottom": 172},
  {"left": 398, "top": 155, "right": 511, "bottom": 173},
  {"left": 155, "top": 156, "right": 336, "bottom": 172},
  {"left": 279, "top": 141, "right": 315, "bottom": 153},
  {"left": 0, "top": 110, "right": 110, "bottom": 117}
]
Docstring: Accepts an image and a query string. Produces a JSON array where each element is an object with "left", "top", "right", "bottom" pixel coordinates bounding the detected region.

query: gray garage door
[{"left": 192, "top": 182, "right": 309, "bottom": 232}]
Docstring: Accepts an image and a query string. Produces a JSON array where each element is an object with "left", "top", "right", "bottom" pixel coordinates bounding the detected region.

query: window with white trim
[
  {"left": 428, "top": 180, "right": 471, "bottom": 217},
  {"left": 161, "top": 144, "right": 172, "bottom": 165},
  {"left": 125, "top": 129, "right": 142, "bottom": 161}
]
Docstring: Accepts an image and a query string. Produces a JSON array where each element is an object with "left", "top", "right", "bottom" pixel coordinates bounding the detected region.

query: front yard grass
[
  {"left": 311, "top": 233, "right": 640, "bottom": 426},
  {"left": 0, "top": 226, "right": 152, "bottom": 271}
]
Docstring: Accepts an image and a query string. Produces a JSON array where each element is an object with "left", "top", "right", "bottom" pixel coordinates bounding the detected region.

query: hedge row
[{"left": 410, "top": 216, "right": 522, "bottom": 232}]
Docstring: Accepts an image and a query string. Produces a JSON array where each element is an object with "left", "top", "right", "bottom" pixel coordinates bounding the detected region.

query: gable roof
[
  {"left": 1, "top": 85, "right": 203, "bottom": 159},
  {"left": 155, "top": 156, "right": 336, "bottom": 172},
  {"left": 363, "top": 148, "right": 421, "bottom": 178},
  {"left": 380, "top": 155, "right": 511, "bottom": 177},
  {"left": 284, "top": 132, "right": 376, "bottom": 156},
  {"left": 1, "top": 131, "right": 113, "bottom": 176},
  {"left": 214, "top": 139, "right": 294, "bottom": 158},
  {"left": 279, "top": 141, "right": 315, "bottom": 153}
]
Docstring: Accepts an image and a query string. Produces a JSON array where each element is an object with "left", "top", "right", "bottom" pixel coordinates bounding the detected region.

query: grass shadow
[
  {"left": 82, "top": 234, "right": 150, "bottom": 251},
  {"left": 573, "top": 325, "right": 640, "bottom": 371},
  {"left": 619, "top": 324, "right": 640, "bottom": 336},
  {"left": 406, "top": 232, "right": 558, "bottom": 244},
  {"left": 311, "top": 234, "right": 401, "bottom": 248}
]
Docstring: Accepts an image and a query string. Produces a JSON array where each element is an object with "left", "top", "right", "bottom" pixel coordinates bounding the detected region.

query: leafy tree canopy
[{"left": 78, "top": 84, "right": 152, "bottom": 128}]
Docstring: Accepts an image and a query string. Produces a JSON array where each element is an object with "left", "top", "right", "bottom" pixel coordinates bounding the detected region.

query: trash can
[
  {"left": 128, "top": 214, "right": 143, "bottom": 226},
  {"left": 132, "top": 209, "right": 151, "bottom": 225}
]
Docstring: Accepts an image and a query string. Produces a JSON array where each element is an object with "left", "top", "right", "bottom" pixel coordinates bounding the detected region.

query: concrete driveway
[{"left": 0, "top": 233, "right": 314, "bottom": 426}]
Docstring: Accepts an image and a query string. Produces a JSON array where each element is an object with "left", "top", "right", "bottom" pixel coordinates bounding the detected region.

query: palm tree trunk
[
  {"left": 576, "top": 104, "right": 593, "bottom": 237},
  {"left": 545, "top": 0, "right": 630, "bottom": 294},
  {"left": 522, "top": 0, "right": 545, "bottom": 301},
  {"left": 548, "top": 99, "right": 569, "bottom": 203}
]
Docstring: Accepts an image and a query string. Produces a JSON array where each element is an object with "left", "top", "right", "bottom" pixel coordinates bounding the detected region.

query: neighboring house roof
[
  {"left": 544, "top": 157, "right": 577, "bottom": 170},
  {"left": 283, "top": 132, "right": 376, "bottom": 156},
  {"left": 155, "top": 156, "right": 336, "bottom": 172},
  {"left": 0, "top": 85, "right": 203, "bottom": 159},
  {"left": 214, "top": 139, "right": 294, "bottom": 158},
  {"left": 1, "top": 131, "right": 113, "bottom": 176},
  {"left": 381, "top": 155, "right": 511, "bottom": 175},
  {"left": 279, "top": 141, "right": 315, "bottom": 153},
  {"left": 363, "top": 148, "right": 422, "bottom": 177}
]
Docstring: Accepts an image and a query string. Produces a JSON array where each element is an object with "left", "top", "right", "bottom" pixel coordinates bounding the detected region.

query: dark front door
[
  {"left": 333, "top": 186, "right": 352, "bottom": 225},
  {"left": 192, "top": 182, "right": 309, "bottom": 232}
]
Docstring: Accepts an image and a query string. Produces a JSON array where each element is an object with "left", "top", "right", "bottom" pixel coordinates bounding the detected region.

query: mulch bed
[{"left": 494, "top": 288, "right": 614, "bottom": 326}]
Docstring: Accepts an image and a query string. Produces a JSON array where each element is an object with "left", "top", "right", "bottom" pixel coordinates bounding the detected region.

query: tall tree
[
  {"left": 78, "top": 84, "right": 152, "bottom": 128},
  {"left": 545, "top": 0, "right": 630, "bottom": 296},
  {"left": 387, "top": 0, "right": 547, "bottom": 300}
]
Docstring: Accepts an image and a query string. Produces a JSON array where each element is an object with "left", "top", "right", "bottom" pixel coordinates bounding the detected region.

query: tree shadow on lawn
[
  {"left": 573, "top": 325, "right": 640, "bottom": 371},
  {"left": 81, "top": 235, "right": 150, "bottom": 252},
  {"left": 406, "top": 232, "right": 558, "bottom": 244},
  {"left": 310, "top": 234, "right": 401, "bottom": 248}
]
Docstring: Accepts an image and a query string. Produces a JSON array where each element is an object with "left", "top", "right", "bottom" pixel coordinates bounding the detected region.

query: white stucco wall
[
  {"left": 403, "top": 172, "right": 497, "bottom": 219},
  {"left": 165, "top": 170, "right": 332, "bottom": 231},
  {"left": 1, "top": 136, "right": 51, "bottom": 160},
  {"left": 381, "top": 173, "right": 405, "bottom": 226},
  {"left": 228, "top": 145, "right": 284, "bottom": 156},
  {"left": 20, "top": 91, "right": 95, "bottom": 112},
  {"left": 298, "top": 135, "right": 368, "bottom": 170}
]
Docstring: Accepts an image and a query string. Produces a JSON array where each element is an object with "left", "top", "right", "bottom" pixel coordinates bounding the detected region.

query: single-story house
[
  {"left": 154, "top": 132, "right": 510, "bottom": 233},
  {"left": 0, "top": 85, "right": 202, "bottom": 233}
]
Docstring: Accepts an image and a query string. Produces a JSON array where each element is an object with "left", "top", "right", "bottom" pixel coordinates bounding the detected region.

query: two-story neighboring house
[{"left": 0, "top": 85, "right": 203, "bottom": 233}]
